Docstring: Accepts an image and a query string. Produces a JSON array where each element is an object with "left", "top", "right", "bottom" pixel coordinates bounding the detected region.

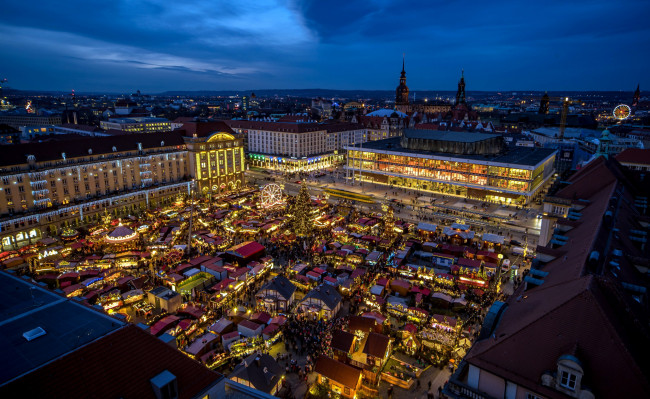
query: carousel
[{"left": 104, "top": 224, "right": 139, "bottom": 248}]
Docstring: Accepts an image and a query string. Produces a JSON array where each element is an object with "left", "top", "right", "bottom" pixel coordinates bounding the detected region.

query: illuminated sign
[{"left": 38, "top": 249, "right": 59, "bottom": 259}]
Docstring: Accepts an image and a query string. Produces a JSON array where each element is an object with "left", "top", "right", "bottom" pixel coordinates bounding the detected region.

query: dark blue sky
[{"left": 1, "top": 0, "right": 648, "bottom": 93}]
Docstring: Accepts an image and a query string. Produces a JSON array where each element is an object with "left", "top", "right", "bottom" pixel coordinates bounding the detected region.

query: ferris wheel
[
  {"left": 260, "top": 183, "right": 283, "bottom": 208},
  {"left": 613, "top": 104, "right": 631, "bottom": 120}
]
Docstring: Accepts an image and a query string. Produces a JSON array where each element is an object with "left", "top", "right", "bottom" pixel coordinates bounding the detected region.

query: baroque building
[{"left": 394, "top": 59, "right": 453, "bottom": 115}]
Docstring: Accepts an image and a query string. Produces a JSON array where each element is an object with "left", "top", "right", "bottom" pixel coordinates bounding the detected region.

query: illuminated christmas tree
[
  {"left": 382, "top": 203, "right": 396, "bottom": 239},
  {"left": 292, "top": 182, "right": 313, "bottom": 237}
]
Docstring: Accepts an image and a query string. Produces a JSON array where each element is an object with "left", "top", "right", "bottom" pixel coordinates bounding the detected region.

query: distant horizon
[{"left": 4, "top": 86, "right": 644, "bottom": 97}]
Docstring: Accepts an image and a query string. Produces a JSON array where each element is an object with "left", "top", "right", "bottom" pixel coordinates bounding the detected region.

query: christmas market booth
[{"left": 104, "top": 224, "right": 139, "bottom": 250}]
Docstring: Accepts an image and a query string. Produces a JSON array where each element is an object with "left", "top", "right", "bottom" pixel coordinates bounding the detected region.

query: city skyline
[{"left": 1, "top": 1, "right": 649, "bottom": 92}]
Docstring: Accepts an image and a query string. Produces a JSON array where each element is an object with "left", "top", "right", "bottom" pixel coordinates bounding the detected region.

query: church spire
[
  {"left": 395, "top": 55, "right": 409, "bottom": 106},
  {"left": 456, "top": 69, "right": 466, "bottom": 105},
  {"left": 633, "top": 83, "right": 641, "bottom": 107}
]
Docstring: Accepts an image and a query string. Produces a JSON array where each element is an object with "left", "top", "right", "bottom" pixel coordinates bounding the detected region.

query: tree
[{"left": 292, "top": 182, "right": 313, "bottom": 237}]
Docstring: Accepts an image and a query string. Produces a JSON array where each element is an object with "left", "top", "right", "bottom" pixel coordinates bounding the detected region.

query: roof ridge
[{"left": 468, "top": 276, "right": 593, "bottom": 359}]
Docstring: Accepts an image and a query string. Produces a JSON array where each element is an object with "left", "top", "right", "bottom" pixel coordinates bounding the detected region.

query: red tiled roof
[
  {"left": 465, "top": 158, "right": 650, "bottom": 398},
  {"left": 314, "top": 356, "right": 361, "bottom": 389},
  {"left": 615, "top": 148, "right": 650, "bottom": 165},
  {"left": 1, "top": 325, "right": 221, "bottom": 399}
]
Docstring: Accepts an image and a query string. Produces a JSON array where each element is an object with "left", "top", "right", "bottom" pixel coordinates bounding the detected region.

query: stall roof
[
  {"left": 482, "top": 233, "right": 505, "bottom": 244},
  {"left": 150, "top": 315, "right": 180, "bottom": 336},
  {"left": 417, "top": 222, "right": 438, "bottom": 233},
  {"left": 226, "top": 241, "right": 265, "bottom": 259}
]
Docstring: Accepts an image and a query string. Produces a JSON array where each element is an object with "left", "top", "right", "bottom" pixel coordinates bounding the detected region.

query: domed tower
[
  {"left": 395, "top": 56, "right": 409, "bottom": 108},
  {"left": 539, "top": 92, "right": 550, "bottom": 114},
  {"left": 597, "top": 129, "right": 613, "bottom": 158},
  {"left": 455, "top": 69, "right": 466, "bottom": 105}
]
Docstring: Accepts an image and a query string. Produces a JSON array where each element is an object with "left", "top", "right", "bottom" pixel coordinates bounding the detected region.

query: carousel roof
[{"left": 105, "top": 225, "right": 137, "bottom": 243}]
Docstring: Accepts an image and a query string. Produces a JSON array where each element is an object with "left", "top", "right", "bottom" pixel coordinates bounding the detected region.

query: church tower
[
  {"left": 539, "top": 92, "right": 550, "bottom": 114},
  {"left": 633, "top": 84, "right": 640, "bottom": 107},
  {"left": 395, "top": 56, "right": 409, "bottom": 109},
  {"left": 455, "top": 70, "right": 466, "bottom": 105}
]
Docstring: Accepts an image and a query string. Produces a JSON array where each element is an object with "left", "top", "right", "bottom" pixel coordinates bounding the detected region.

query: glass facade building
[{"left": 345, "top": 136, "right": 556, "bottom": 205}]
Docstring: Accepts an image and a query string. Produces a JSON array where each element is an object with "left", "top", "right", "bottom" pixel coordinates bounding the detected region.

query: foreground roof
[
  {"left": 0, "top": 272, "right": 124, "bottom": 385},
  {"left": 464, "top": 157, "right": 650, "bottom": 398},
  {"left": 2, "top": 324, "right": 222, "bottom": 398}
]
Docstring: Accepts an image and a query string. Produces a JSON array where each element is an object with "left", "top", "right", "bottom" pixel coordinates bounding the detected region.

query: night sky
[{"left": 1, "top": 0, "right": 648, "bottom": 93}]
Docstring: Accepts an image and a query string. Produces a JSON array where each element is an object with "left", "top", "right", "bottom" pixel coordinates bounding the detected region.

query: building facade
[
  {"left": 0, "top": 131, "right": 191, "bottom": 249},
  {"left": 179, "top": 121, "right": 246, "bottom": 195},
  {"left": 227, "top": 120, "right": 364, "bottom": 172},
  {"left": 100, "top": 117, "right": 172, "bottom": 133},
  {"left": 345, "top": 130, "right": 556, "bottom": 205}
]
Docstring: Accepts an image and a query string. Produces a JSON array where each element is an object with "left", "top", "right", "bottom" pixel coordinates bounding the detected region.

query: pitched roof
[
  {"left": 302, "top": 284, "right": 342, "bottom": 310},
  {"left": 238, "top": 319, "right": 262, "bottom": 331},
  {"left": 330, "top": 330, "right": 356, "bottom": 354},
  {"left": 464, "top": 157, "right": 650, "bottom": 399},
  {"left": 227, "top": 241, "right": 265, "bottom": 259},
  {"left": 1, "top": 325, "right": 222, "bottom": 399},
  {"left": 229, "top": 353, "right": 283, "bottom": 394},
  {"left": 362, "top": 332, "right": 390, "bottom": 359},
  {"left": 348, "top": 315, "right": 376, "bottom": 333},
  {"left": 615, "top": 148, "right": 650, "bottom": 165},
  {"left": 259, "top": 275, "right": 296, "bottom": 300},
  {"left": 314, "top": 356, "right": 361, "bottom": 389}
]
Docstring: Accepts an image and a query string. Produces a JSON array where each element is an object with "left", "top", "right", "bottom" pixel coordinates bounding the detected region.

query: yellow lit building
[{"left": 178, "top": 121, "right": 245, "bottom": 195}]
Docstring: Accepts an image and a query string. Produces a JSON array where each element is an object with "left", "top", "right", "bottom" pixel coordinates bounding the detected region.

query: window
[
  {"left": 560, "top": 371, "right": 577, "bottom": 390},
  {"left": 526, "top": 394, "right": 541, "bottom": 399}
]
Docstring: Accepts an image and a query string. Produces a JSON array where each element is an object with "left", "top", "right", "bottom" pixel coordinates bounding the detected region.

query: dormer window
[{"left": 560, "top": 371, "right": 577, "bottom": 390}]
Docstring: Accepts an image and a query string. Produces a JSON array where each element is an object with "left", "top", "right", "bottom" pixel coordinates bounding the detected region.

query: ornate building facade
[{"left": 177, "top": 121, "right": 245, "bottom": 196}]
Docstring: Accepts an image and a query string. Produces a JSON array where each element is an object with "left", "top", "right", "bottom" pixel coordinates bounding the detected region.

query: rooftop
[
  {"left": 0, "top": 272, "right": 123, "bottom": 385},
  {"left": 0, "top": 131, "right": 186, "bottom": 168},
  {"left": 351, "top": 136, "right": 556, "bottom": 167},
  {"left": 1, "top": 324, "right": 223, "bottom": 399},
  {"left": 403, "top": 129, "right": 500, "bottom": 143}
]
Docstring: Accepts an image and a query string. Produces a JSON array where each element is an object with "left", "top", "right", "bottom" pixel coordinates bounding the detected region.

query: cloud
[{"left": 1, "top": 0, "right": 649, "bottom": 91}]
